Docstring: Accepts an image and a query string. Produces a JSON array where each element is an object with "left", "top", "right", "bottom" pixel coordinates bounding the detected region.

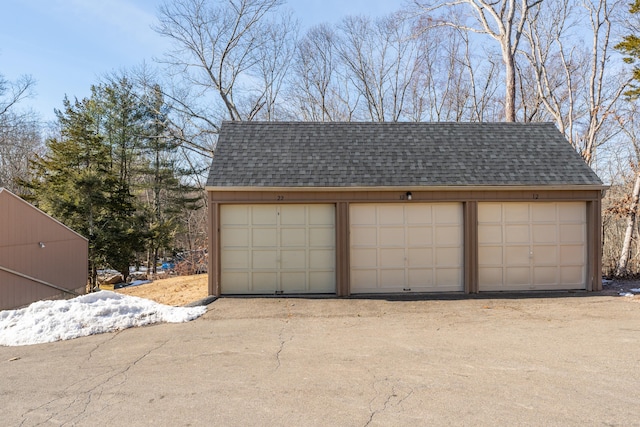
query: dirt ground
[
  {"left": 115, "top": 273, "right": 640, "bottom": 306},
  {"left": 115, "top": 274, "right": 209, "bottom": 306}
]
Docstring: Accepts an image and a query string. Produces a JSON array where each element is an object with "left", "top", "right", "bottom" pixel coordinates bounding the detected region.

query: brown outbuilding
[
  {"left": 0, "top": 188, "right": 88, "bottom": 310},
  {"left": 206, "top": 122, "right": 605, "bottom": 296}
]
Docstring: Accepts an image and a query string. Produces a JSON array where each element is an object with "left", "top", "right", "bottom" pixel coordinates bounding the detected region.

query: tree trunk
[{"left": 616, "top": 171, "right": 640, "bottom": 276}]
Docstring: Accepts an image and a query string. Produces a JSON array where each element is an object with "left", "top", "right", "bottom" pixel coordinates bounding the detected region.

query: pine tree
[
  {"left": 24, "top": 97, "right": 115, "bottom": 289},
  {"left": 617, "top": 0, "right": 640, "bottom": 99},
  {"left": 138, "top": 84, "right": 202, "bottom": 274}
]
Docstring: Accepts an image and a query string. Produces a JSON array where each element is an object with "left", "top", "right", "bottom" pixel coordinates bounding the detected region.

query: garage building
[
  {"left": 206, "top": 122, "right": 604, "bottom": 296},
  {"left": 0, "top": 188, "right": 88, "bottom": 310}
]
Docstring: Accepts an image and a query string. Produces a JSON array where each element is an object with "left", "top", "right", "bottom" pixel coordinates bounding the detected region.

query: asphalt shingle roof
[{"left": 206, "top": 122, "right": 604, "bottom": 188}]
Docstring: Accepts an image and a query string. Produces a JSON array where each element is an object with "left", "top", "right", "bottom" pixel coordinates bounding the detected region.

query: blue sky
[{"left": 1, "top": 0, "right": 403, "bottom": 122}]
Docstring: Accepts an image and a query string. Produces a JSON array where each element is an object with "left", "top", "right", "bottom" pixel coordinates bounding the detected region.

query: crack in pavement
[
  {"left": 275, "top": 320, "right": 293, "bottom": 371},
  {"left": 363, "top": 377, "right": 415, "bottom": 427},
  {"left": 21, "top": 337, "right": 170, "bottom": 426}
]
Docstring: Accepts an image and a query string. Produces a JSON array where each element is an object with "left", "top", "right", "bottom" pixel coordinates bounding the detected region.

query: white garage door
[
  {"left": 220, "top": 204, "right": 335, "bottom": 294},
  {"left": 350, "top": 203, "right": 463, "bottom": 293},
  {"left": 478, "top": 202, "right": 586, "bottom": 291}
]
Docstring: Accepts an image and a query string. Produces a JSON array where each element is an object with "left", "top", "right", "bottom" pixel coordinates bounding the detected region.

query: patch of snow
[
  {"left": 0, "top": 291, "right": 206, "bottom": 347},
  {"left": 630, "top": 288, "right": 640, "bottom": 293},
  {"left": 620, "top": 292, "right": 635, "bottom": 297}
]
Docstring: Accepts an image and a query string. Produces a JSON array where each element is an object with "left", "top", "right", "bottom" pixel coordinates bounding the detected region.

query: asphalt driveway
[{"left": 2, "top": 294, "right": 640, "bottom": 426}]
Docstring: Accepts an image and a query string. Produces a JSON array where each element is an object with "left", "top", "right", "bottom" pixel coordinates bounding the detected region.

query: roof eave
[{"left": 206, "top": 184, "right": 608, "bottom": 192}]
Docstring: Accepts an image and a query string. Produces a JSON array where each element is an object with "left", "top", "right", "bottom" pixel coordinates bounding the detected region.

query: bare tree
[
  {"left": 154, "top": 0, "right": 295, "bottom": 125},
  {"left": 0, "top": 71, "right": 40, "bottom": 191},
  {"left": 521, "top": 0, "right": 629, "bottom": 165},
  {"left": 414, "top": 0, "right": 542, "bottom": 122},
  {"left": 337, "top": 13, "right": 424, "bottom": 122}
]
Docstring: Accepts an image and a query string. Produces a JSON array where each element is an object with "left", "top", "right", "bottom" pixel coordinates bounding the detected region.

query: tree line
[{"left": 2, "top": 0, "right": 640, "bottom": 280}]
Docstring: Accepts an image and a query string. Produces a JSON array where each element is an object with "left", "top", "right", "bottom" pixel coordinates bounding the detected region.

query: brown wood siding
[
  {"left": 587, "top": 200, "right": 603, "bottom": 291},
  {"left": 335, "top": 202, "right": 350, "bottom": 296},
  {"left": 464, "top": 201, "right": 479, "bottom": 293},
  {"left": 207, "top": 188, "right": 603, "bottom": 296},
  {"left": 0, "top": 190, "right": 88, "bottom": 311},
  {"left": 209, "top": 189, "right": 601, "bottom": 203}
]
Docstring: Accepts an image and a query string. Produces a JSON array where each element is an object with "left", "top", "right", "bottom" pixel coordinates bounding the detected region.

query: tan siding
[{"left": 0, "top": 190, "right": 88, "bottom": 311}]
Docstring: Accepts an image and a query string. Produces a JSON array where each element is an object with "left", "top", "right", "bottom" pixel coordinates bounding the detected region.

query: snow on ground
[{"left": 0, "top": 291, "right": 207, "bottom": 347}]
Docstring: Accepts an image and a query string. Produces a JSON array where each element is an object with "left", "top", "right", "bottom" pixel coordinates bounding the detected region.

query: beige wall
[
  {"left": 0, "top": 190, "right": 88, "bottom": 310},
  {"left": 207, "top": 188, "right": 603, "bottom": 296}
]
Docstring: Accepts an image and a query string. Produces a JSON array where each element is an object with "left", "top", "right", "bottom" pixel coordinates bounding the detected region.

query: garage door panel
[
  {"left": 478, "top": 203, "right": 502, "bottom": 223},
  {"left": 534, "top": 246, "right": 557, "bottom": 264},
  {"left": 252, "top": 206, "right": 278, "bottom": 225},
  {"left": 280, "top": 205, "right": 306, "bottom": 225},
  {"left": 380, "top": 269, "right": 405, "bottom": 287},
  {"left": 559, "top": 203, "right": 586, "bottom": 221},
  {"left": 505, "top": 225, "right": 529, "bottom": 243},
  {"left": 435, "top": 226, "right": 460, "bottom": 245},
  {"left": 281, "top": 228, "right": 306, "bottom": 247},
  {"left": 252, "top": 272, "right": 278, "bottom": 291},
  {"left": 221, "top": 250, "right": 249, "bottom": 269},
  {"left": 281, "top": 250, "right": 305, "bottom": 268},
  {"left": 220, "top": 204, "right": 336, "bottom": 294},
  {"left": 505, "top": 246, "right": 530, "bottom": 265},
  {"left": 506, "top": 267, "right": 530, "bottom": 285},
  {"left": 350, "top": 203, "right": 463, "bottom": 293},
  {"left": 408, "top": 248, "right": 432, "bottom": 266},
  {"left": 223, "top": 228, "right": 249, "bottom": 247},
  {"left": 436, "top": 247, "right": 461, "bottom": 266},
  {"left": 351, "top": 227, "right": 376, "bottom": 246},
  {"left": 479, "top": 202, "right": 586, "bottom": 291},
  {"left": 351, "top": 205, "right": 376, "bottom": 224},
  {"left": 281, "top": 272, "right": 307, "bottom": 292},
  {"left": 436, "top": 269, "right": 462, "bottom": 287},
  {"left": 309, "top": 249, "right": 335, "bottom": 269},
  {"left": 533, "top": 266, "right": 558, "bottom": 285},
  {"left": 221, "top": 205, "right": 249, "bottom": 225},
  {"left": 559, "top": 224, "right": 584, "bottom": 243},
  {"left": 479, "top": 246, "right": 502, "bottom": 266},
  {"left": 221, "top": 272, "right": 249, "bottom": 293},
  {"left": 379, "top": 227, "right": 405, "bottom": 245},
  {"left": 309, "top": 205, "right": 335, "bottom": 225},
  {"left": 560, "top": 266, "right": 584, "bottom": 284},
  {"left": 351, "top": 248, "right": 377, "bottom": 267},
  {"left": 310, "top": 228, "right": 335, "bottom": 246},
  {"left": 434, "top": 204, "right": 461, "bottom": 224},
  {"left": 479, "top": 225, "right": 501, "bottom": 244},
  {"left": 408, "top": 226, "right": 432, "bottom": 246},
  {"left": 379, "top": 205, "right": 405, "bottom": 224},
  {"left": 253, "top": 228, "right": 277, "bottom": 246},
  {"left": 505, "top": 204, "right": 529, "bottom": 222},
  {"left": 351, "top": 269, "right": 377, "bottom": 289},
  {"left": 560, "top": 245, "right": 584, "bottom": 265},
  {"left": 407, "top": 205, "right": 431, "bottom": 224},
  {"left": 380, "top": 248, "right": 405, "bottom": 267},
  {"left": 309, "top": 272, "right": 335, "bottom": 292},
  {"left": 253, "top": 250, "right": 277, "bottom": 268},
  {"left": 479, "top": 268, "right": 502, "bottom": 288},
  {"left": 532, "top": 224, "right": 556, "bottom": 243},
  {"left": 408, "top": 269, "right": 433, "bottom": 286},
  {"left": 531, "top": 203, "right": 556, "bottom": 222}
]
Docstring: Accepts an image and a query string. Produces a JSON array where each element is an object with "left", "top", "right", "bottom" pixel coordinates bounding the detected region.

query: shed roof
[{"left": 206, "top": 122, "right": 603, "bottom": 189}]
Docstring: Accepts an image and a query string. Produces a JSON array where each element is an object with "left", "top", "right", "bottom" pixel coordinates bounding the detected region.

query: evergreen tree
[
  {"left": 24, "top": 97, "right": 115, "bottom": 290},
  {"left": 617, "top": 0, "right": 640, "bottom": 99},
  {"left": 138, "top": 84, "right": 202, "bottom": 273}
]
